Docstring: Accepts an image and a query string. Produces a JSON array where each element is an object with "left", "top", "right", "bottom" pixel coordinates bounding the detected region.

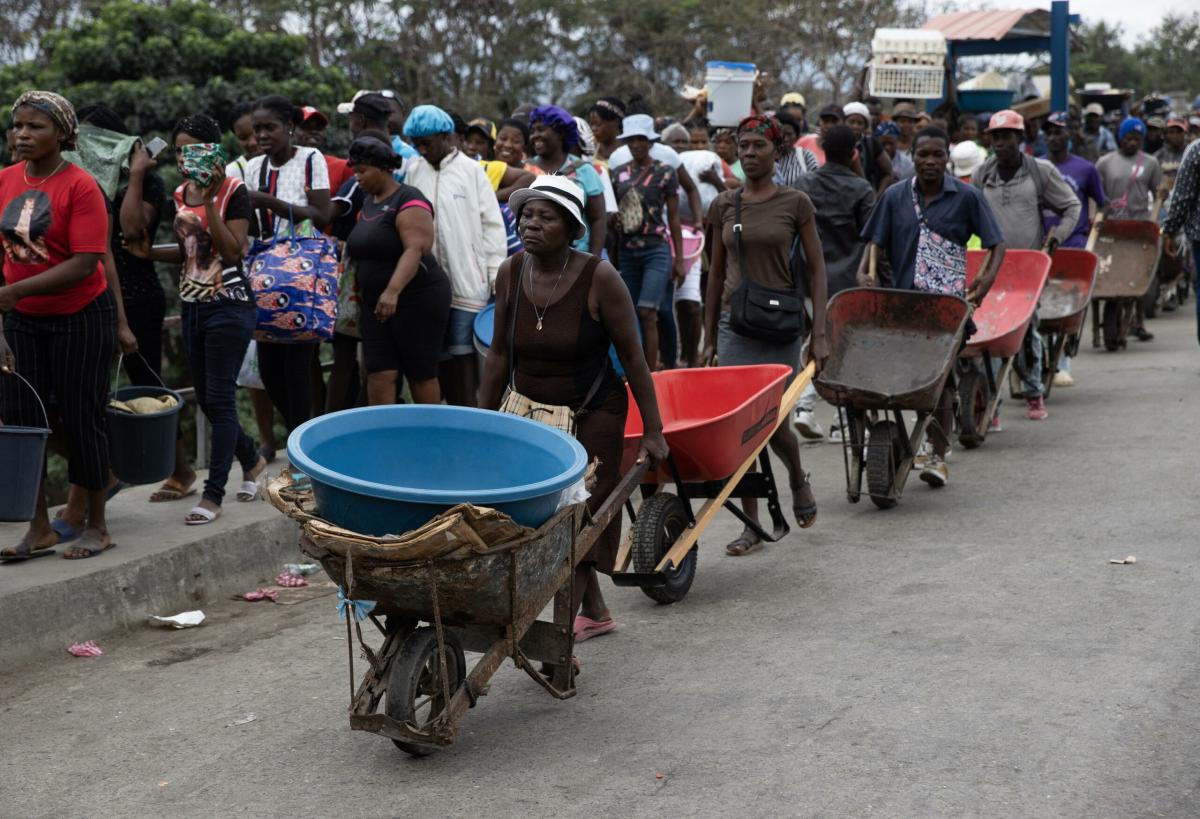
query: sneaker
[
  {"left": 1052, "top": 370, "right": 1074, "bottom": 388},
  {"left": 919, "top": 455, "right": 948, "bottom": 488},
  {"left": 1025, "top": 397, "right": 1048, "bottom": 421},
  {"left": 989, "top": 413, "right": 1003, "bottom": 433},
  {"left": 1133, "top": 327, "right": 1154, "bottom": 341},
  {"left": 828, "top": 425, "right": 843, "bottom": 443},
  {"left": 793, "top": 408, "right": 825, "bottom": 439},
  {"left": 914, "top": 440, "right": 931, "bottom": 470}
]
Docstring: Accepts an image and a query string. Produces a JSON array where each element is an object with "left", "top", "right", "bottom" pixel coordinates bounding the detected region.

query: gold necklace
[
  {"left": 531, "top": 251, "right": 571, "bottom": 331},
  {"left": 23, "top": 158, "right": 67, "bottom": 187}
]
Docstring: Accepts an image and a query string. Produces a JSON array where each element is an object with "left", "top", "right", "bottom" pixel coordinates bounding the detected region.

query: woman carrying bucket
[
  {"left": 0, "top": 91, "right": 116, "bottom": 560},
  {"left": 480, "top": 175, "right": 667, "bottom": 651}
]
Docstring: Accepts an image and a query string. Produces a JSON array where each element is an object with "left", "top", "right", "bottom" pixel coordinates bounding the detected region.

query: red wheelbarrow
[
  {"left": 614, "top": 363, "right": 813, "bottom": 603},
  {"left": 956, "top": 249, "right": 1051, "bottom": 448},
  {"left": 815, "top": 288, "right": 971, "bottom": 509},
  {"left": 1038, "top": 248, "right": 1098, "bottom": 399}
]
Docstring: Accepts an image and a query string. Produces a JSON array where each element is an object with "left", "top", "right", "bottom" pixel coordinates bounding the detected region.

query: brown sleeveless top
[{"left": 509, "top": 251, "right": 618, "bottom": 410}]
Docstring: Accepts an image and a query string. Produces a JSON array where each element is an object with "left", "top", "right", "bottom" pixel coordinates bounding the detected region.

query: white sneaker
[
  {"left": 1053, "top": 370, "right": 1074, "bottom": 387},
  {"left": 914, "top": 440, "right": 931, "bottom": 470},
  {"left": 793, "top": 409, "right": 825, "bottom": 439}
]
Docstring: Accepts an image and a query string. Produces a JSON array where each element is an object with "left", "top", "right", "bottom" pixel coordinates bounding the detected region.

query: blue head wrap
[
  {"left": 1118, "top": 116, "right": 1145, "bottom": 142},
  {"left": 403, "top": 104, "right": 454, "bottom": 139},
  {"left": 529, "top": 105, "right": 580, "bottom": 150},
  {"left": 875, "top": 121, "right": 900, "bottom": 138}
]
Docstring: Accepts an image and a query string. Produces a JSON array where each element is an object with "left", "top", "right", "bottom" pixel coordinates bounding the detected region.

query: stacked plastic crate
[{"left": 867, "top": 29, "right": 947, "bottom": 99}]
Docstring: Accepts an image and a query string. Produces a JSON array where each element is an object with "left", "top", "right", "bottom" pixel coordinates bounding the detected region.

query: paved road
[{"left": 3, "top": 306, "right": 1198, "bottom": 818}]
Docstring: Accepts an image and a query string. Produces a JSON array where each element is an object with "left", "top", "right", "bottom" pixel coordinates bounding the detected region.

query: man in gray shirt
[
  {"left": 1097, "top": 117, "right": 1164, "bottom": 221},
  {"left": 973, "top": 110, "right": 1081, "bottom": 421}
]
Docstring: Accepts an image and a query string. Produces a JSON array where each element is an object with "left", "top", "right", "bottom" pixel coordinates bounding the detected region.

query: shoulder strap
[
  {"left": 256, "top": 158, "right": 273, "bottom": 238},
  {"left": 304, "top": 151, "right": 315, "bottom": 189},
  {"left": 506, "top": 252, "right": 527, "bottom": 391},
  {"left": 1024, "top": 154, "right": 1047, "bottom": 205},
  {"left": 575, "top": 254, "right": 609, "bottom": 415}
]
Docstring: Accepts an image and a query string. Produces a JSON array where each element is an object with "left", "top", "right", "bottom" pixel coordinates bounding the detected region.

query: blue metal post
[{"left": 1050, "top": 0, "right": 1069, "bottom": 111}]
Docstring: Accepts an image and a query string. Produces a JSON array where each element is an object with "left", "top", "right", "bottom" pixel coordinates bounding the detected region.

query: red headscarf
[{"left": 736, "top": 114, "right": 784, "bottom": 149}]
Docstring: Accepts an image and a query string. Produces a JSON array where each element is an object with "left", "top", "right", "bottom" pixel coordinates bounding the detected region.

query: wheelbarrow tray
[
  {"left": 1039, "top": 248, "right": 1098, "bottom": 335},
  {"left": 963, "top": 249, "right": 1050, "bottom": 358},
  {"left": 621, "top": 364, "right": 791, "bottom": 483},
  {"left": 306, "top": 507, "right": 577, "bottom": 628},
  {"left": 1091, "top": 219, "right": 1160, "bottom": 299},
  {"left": 814, "top": 288, "right": 970, "bottom": 412}
]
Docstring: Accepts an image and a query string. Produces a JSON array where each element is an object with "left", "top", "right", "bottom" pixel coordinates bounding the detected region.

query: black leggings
[
  {"left": 256, "top": 340, "right": 318, "bottom": 432},
  {"left": 1, "top": 291, "right": 116, "bottom": 490}
]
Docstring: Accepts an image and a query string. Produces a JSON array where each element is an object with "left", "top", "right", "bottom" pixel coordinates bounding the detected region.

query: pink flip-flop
[{"left": 573, "top": 615, "right": 618, "bottom": 642}]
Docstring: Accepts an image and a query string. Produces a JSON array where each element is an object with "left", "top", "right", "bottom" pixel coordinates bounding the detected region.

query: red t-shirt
[
  {"left": 0, "top": 162, "right": 108, "bottom": 315},
  {"left": 325, "top": 154, "right": 354, "bottom": 192}
]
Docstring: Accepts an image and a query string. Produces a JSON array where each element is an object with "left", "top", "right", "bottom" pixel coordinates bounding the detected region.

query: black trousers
[
  {"left": 1, "top": 291, "right": 116, "bottom": 490},
  {"left": 121, "top": 294, "right": 166, "bottom": 385},
  {"left": 256, "top": 340, "right": 318, "bottom": 433}
]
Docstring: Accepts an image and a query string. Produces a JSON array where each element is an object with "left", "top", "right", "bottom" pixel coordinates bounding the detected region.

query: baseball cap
[
  {"left": 1167, "top": 118, "right": 1187, "bottom": 131},
  {"left": 818, "top": 103, "right": 843, "bottom": 121},
  {"left": 986, "top": 109, "right": 1025, "bottom": 133},
  {"left": 1145, "top": 115, "right": 1166, "bottom": 129},
  {"left": 780, "top": 92, "right": 807, "bottom": 108},
  {"left": 1083, "top": 102, "right": 1105, "bottom": 117},
  {"left": 337, "top": 89, "right": 402, "bottom": 116},
  {"left": 1044, "top": 111, "right": 1070, "bottom": 129},
  {"left": 466, "top": 118, "right": 497, "bottom": 142},
  {"left": 892, "top": 102, "right": 918, "bottom": 120},
  {"left": 299, "top": 106, "right": 328, "bottom": 128}
]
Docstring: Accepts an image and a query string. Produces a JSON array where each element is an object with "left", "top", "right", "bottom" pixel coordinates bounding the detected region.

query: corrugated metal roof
[{"left": 923, "top": 9, "right": 1050, "bottom": 41}]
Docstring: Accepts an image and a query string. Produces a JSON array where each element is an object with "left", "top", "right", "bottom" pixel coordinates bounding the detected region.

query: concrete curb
[{"left": 0, "top": 476, "right": 307, "bottom": 669}]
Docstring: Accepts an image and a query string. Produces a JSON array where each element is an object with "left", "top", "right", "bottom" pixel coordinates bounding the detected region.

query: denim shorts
[
  {"left": 442, "top": 306, "right": 478, "bottom": 357},
  {"left": 619, "top": 243, "right": 672, "bottom": 310}
]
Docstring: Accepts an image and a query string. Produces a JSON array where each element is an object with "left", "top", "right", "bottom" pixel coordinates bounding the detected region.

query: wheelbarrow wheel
[
  {"left": 385, "top": 626, "right": 466, "bottom": 757},
  {"left": 1102, "top": 301, "right": 1121, "bottom": 352},
  {"left": 632, "top": 493, "right": 697, "bottom": 605},
  {"left": 865, "top": 420, "right": 901, "bottom": 510},
  {"left": 956, "top": 369, "right": 988, "bottom": 449}
]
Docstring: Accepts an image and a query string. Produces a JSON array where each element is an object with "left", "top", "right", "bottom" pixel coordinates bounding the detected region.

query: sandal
[
  {"left": 1, "top": 539, "right": 56, "bottom": 563},
  {"left": 792, "top": 472, "right": 817, "bottom": 529},
  {"left": 573, "top": 615, "right": 618, "bottom": 642},
  {"left": 725, "top": 529, "right": 762, "bottom": 556},
  {"left": 185, "top": 505, "right": 220, "bottom": 526},
  {"left": 50, "top": 517, "right": 81, "bottom": 544},
  {"left": 63, "top": 533, "right": 116, "bottom": 560},
  {"left": 149, "top": 477, "right": 196, "bottom": 503},
  {"left": 236, "top": 481, "right": 259, "bottom": 502}
]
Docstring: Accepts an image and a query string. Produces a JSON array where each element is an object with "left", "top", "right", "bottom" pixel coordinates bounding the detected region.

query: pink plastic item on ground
[
  {"left": 67, "top": 640, "right": 103, "bottom": 657},
  {"left": 274, "top": 572, "right": 308, "bottom": 588},
  {"left": 241, "top": 588, "right": 279, "bottom": 601}
]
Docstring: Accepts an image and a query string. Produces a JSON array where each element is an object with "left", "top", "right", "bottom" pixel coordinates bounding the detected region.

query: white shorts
[{"left": 674, "top": 257, "right": 702, "bottom": 303}]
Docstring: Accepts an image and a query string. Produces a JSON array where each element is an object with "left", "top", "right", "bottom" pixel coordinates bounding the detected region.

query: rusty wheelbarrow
[
  {"left": 300, "top": 462, "right": 647, "bottom": 757},
  {"left": 815, "top": 287, "right": 971, "bottom": 509},
  {"left": 1090, "top": 217, "right": 1161, "bottom": 351}
]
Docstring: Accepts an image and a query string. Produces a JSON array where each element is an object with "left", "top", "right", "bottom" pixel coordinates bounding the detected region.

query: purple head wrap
[{"left": 529, "top": 105, "right": 580, "bottom": 150}]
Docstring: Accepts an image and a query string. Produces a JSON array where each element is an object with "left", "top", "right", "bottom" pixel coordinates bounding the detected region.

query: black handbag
[{"left": 728, "top": 189, "right": 806, "bottom": 344}]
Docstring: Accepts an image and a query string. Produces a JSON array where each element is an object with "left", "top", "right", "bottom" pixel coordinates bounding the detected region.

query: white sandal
[
  {"left": 236, "top": 480, "right": 259, "bottom": 502},
  {"left": 185, "top": 505, "right": 220, "bottom": 526}
]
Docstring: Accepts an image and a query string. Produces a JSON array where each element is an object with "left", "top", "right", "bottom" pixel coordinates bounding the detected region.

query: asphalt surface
[{"left": 2, "top": 304, "right": 1198, "bottom": 818}]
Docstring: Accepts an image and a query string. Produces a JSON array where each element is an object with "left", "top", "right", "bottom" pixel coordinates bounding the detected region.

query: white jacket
[{"left": 405, "top": 149, "right": 506, "bottom": 311}]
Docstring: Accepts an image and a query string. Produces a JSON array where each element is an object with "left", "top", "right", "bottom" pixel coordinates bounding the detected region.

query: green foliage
[{"left": 0, "top": 0, "right": 353, "bottom": 137}]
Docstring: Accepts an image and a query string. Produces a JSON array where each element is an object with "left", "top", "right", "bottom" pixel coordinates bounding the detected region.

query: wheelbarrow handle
[
  {"left": 867, "top": 244, "right": 878, "bottom": 284},
  {"left": 575, "top": 460, "right": 649, "bottom": 561},
  {"left": 1086, "top": 214, "right": 1105, "bottom": 253}
]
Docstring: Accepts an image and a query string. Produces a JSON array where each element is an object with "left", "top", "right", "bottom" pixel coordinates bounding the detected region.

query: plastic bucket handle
[
  {"left": 2, "top": 367, "right": 50, "bottom": 430},
  {"left": 113, "top": 351, "right": 170, "bottom": 394}
]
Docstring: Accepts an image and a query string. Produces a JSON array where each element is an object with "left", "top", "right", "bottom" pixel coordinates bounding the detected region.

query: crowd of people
[{"left": 1, "top": 82, "right": 1197, "bottom": 612}]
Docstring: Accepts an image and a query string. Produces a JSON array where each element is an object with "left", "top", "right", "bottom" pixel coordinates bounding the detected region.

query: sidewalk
[{"left": 0, "top": 471, "right": 303, "bottom": 669}]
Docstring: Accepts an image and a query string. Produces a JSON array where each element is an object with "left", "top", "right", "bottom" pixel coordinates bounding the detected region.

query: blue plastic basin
[{"left": 287, "top": 405, "right": 588, "bottom": 536}]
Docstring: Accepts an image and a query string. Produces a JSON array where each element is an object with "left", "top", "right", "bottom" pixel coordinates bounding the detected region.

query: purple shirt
[{"left": 1044, "top": 154, "right": 1107, "bottom": 248}]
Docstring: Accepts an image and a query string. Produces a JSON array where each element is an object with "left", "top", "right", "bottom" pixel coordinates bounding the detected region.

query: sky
[{"left": 975, "top": 0, "right": 1196, "bottom": 44}]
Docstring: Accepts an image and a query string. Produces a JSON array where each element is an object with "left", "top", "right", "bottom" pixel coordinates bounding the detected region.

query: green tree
[
  {"left": 0, "top": 0, "right": 353, "bottom": 135},
  {"left": 1070, "top": 20, "right": 1146, "bottom": 91}
]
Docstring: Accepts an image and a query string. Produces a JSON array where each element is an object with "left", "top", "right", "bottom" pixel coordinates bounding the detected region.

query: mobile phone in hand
[{"left": 144, "top": 136, "right": 168, "bottom": 157}]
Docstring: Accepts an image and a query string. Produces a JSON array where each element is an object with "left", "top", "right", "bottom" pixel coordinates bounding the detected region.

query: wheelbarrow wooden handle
[
  {"left": 1086, "top": 214, "right": 1104, "bottom": 253},
  {"left": 867, "top": 244, "right": 878, "bottom": 284},
  {"left": 574, "top": 459, "right": 649, "bottom": 563}
]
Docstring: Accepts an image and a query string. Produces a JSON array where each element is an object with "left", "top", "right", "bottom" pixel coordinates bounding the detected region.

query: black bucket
[
  {"left": 0, "top": 369, "right": 50, "bottom": 522},
  {"left": 106, "top": 355, "right": 182, "bottom": 485}
]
